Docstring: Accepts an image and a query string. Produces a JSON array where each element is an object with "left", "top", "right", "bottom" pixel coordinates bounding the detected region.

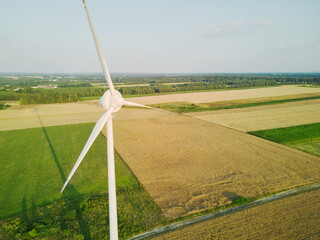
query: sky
[{"left": 0, "top": 0, "right": 319, "bottom": 73}]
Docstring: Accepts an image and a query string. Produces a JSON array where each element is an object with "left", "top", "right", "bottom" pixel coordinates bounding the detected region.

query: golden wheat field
[
  {"left": 111, "top": 113, "right": 320, "bottom": 219},
  {"left": 128, "top": 85, "right": 320, "bottom": 105},
  {"left": 186, "top": 99, "right": 320, "bottom": 132},
  {"left": 149, "top": 188, "right": 320, "bottom": 240}
]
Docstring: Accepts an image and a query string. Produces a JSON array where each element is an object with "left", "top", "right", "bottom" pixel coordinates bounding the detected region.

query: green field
[
  {"left": 249, "top": 123, "right": 320, "bottom": 156},
  {"left": 0, "top": 123, "right": 136, "bottom": 219},
  {"left": 0, "top": 124, "right": 168, "bottom": 239},
  {"left": 151, "top": 95, "right": 320, "bottom": 113},
  {"left": 249, "top": 123, "right": 320, "bottom": 144},
  {"left": 0, "top": 185, "right": 167, "bottom": 239}
]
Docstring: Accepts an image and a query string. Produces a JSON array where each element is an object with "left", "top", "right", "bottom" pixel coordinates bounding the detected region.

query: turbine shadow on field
[
  {"left": 35, "top": 108, "right": 66, "bottom": 183},
  {"left": 222, "top": 191, "right": 243, "bottom": 202},
  {"left": 34, "top": 108, "right": 92, "bottom": 240},
  {"left": 21, "top": 196, "right": 27, "bottom": 215}
]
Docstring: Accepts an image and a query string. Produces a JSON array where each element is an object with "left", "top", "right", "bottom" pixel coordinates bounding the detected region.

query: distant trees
[
  {"left": 0, "top": 102, "right": 10, "bottom": 110},
  {"left": 0, "top": 74, "right": 319, "bottom": 105},
  {"left": 19, "top": 92, "right": 78, "bottom": 105},
  {"left": 58, "top": 83, "right": 92, "bottom": 88},
  {"left": 0, "top": 92, "right": 21, "bottom": 101}
]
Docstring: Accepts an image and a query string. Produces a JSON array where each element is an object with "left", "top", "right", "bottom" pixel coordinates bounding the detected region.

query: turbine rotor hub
[{"left": 99, "top": 90, "right": 124, "bottom": 112}]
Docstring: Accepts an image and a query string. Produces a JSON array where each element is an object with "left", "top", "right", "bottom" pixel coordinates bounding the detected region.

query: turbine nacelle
[{"left": 100, "top": 90, "right": 124, "bottom": 112}]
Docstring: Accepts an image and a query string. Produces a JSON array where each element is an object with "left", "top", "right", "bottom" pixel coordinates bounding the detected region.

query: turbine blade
[
  {"left": 83, "top": 1, "right": 115, "bottom": 94},
  {"left": 60, "top": 106, "right": 114, "bottom": 193},
  {"left": 123, "top": 101, "right": 152, "bottom": 109}
]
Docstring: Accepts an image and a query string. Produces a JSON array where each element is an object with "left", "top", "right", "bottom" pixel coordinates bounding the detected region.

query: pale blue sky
[{"left": 1, "top": 0, "right": 319, "bottom": 73}]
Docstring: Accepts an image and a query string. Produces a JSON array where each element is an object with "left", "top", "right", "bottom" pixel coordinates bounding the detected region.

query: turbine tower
[{"left": 60, "top": 1, "right": 149, "bottom": 239}]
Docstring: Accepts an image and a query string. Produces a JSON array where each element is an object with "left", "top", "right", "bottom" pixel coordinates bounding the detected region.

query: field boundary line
[{"left": 128, "top": 182, "right": 320, "bottom": 240}]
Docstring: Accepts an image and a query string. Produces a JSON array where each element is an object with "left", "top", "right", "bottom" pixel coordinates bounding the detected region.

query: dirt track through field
[
  {"left": 112, "top": 112, "right": 320, "bottom": 219},
  {"left": 186, "top": 99, "right": 320, "bottom": 132},
  {"left": 128, "top": 85, "right": 320, "bottom": 104}
]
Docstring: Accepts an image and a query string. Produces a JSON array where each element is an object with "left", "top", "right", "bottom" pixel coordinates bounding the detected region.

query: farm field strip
[
  {"left": 129, "top": 183, "right": 320, "bottom": 240},
  {"left": 151, "top": 92, "right": 320, "bottom": 113},
  {"left": 128, "top": 85, "right": 320, "bottom": 105},
  {"left": 186, "top": 99, "right": 320, "bottom": 132},
  {"left": 112, "top": 112, "right": 320, "bottom": 220},
  {"left": 0, "top": 101, "right": 172, "bottom": 131}
]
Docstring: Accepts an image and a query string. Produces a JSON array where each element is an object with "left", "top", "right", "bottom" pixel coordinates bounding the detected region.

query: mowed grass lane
[{"left": 0, "top": 123, "right": 137, "bottom": 219}]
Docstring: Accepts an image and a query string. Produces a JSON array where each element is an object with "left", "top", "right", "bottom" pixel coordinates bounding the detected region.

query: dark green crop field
[
  {"left": 249, "top": 123, "right": 320, "bottom": 157},
  {"left": 249, "top": 123, "right": 320, "bottom": 144}
]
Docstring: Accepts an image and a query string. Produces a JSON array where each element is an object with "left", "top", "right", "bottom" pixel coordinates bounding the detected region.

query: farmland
[
  {"left": 149, "top": 187, "right": 320, "bottom": 240},
  {"left": 0, "top": 186, "right": 167, "bottom": 239},
  {"left": 112, "top": 113, "right": 320, "bottom": 219},
  {"left": 1, "top": 82, "right": 320, "bottom": 238},
  {"left": 0, "top": 123, "right": 138, "bottom": 219},
  {"left": 0, "top": 101, "right": 171, "bottom": 131},
  {"left": 0, "top": 123, "right": 167, "bottom": 239},
  {"left": 151, "top": 92, "right": 320, "bottom": 113},
  {"left": 128, "top": 85, "right": 320, "bottom": 105},
  {"left": 186, "top": 99, "right": 320, "bottom": 132},
  {"left": 250, "top": 123, "right": 320, "bottom": 157}
]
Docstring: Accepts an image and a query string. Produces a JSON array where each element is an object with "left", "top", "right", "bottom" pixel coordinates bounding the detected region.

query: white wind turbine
[{"left": 60, "top": 1, "right": 149, "bottom": 239}]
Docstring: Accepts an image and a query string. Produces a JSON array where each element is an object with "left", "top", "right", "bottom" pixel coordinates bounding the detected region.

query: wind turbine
[{"left": 60, "top": 1, "right": 149, "bottom": 239}]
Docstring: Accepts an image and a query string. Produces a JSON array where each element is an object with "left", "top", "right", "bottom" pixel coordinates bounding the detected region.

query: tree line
[{"left": 0, "top": 75, "right": 319, "bottom": 105}]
